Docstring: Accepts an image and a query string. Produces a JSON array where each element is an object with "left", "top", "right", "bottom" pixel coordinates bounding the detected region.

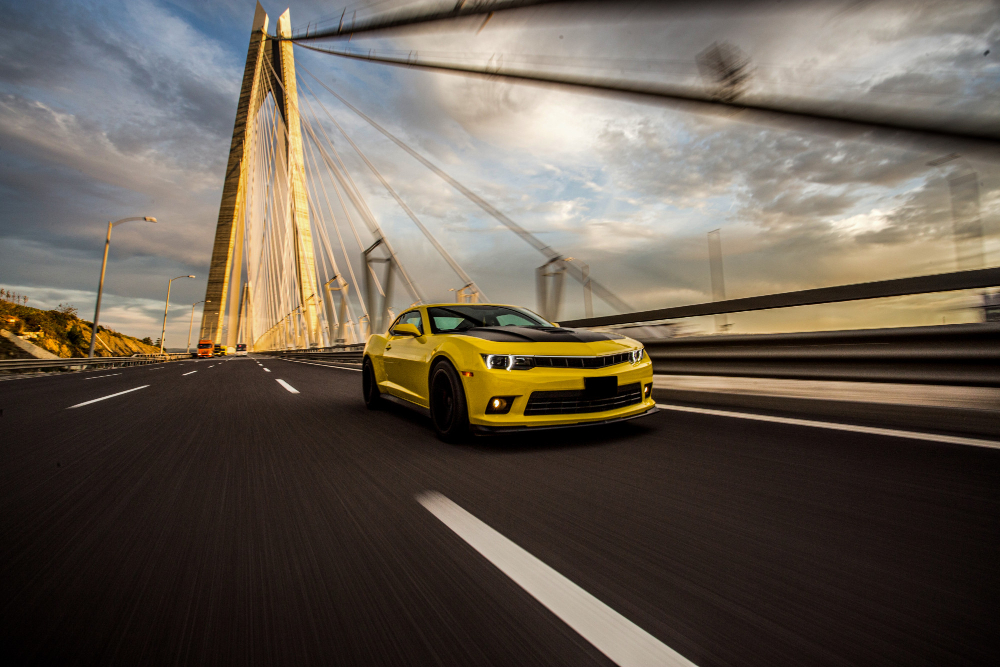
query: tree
[
  {"left": 67, "top": 325, "right": 84, "bottom": 346},
  {"left": 141, "top": 337, "right": 153, "bottom": 346}
]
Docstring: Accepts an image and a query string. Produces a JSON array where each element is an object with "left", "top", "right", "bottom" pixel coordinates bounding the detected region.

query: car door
[{"left": 382, "top": 310, "right": 433, "bottom": 405}]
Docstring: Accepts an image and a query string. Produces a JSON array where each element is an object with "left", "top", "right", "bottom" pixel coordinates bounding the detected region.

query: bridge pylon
[{"left": 200, "top": 3, "right": 320, "bottom": 349}]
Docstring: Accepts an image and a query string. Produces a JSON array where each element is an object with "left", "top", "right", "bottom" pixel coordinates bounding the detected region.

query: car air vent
[
  {"left": 532, "top": 352, "right": 632, "bottom": 369},
  {"left": 524, "top": 382, "right": 643, "bottom": 416}
]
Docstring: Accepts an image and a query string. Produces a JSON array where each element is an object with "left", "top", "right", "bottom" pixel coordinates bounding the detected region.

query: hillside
[{"left": 0, "top": 301, "right": 159, "bottom": 358}]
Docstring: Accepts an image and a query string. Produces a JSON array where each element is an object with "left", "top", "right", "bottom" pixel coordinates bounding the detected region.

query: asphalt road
[{"left": 0, "top": 357, "right": 997, "bottom": 665}]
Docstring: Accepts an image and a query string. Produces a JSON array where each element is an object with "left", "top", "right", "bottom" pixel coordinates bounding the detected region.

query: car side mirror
[{"left": 391, "top": 322, "right": 421, "bottom": 337}]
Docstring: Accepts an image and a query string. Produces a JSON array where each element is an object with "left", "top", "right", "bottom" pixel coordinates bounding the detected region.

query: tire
[
  {"left": 429, "top": 360, "right": 470, "bottom": 442},
  {"left": 362, "top": 357, "right": 382, "bottom": 409}
]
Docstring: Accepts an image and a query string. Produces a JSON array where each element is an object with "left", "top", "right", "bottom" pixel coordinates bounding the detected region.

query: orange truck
[{"left": 197, "top": 339, "right": 214, "bottom": 358}]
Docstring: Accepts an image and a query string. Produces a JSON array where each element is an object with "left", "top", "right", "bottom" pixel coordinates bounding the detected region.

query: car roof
[{"left": 419, "top": 303, "right": 526, "bottom": 309}]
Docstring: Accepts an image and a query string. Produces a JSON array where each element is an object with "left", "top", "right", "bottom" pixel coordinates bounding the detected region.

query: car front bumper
[{"left": 462, "top": 360, "right": 655, "bottom": 430}]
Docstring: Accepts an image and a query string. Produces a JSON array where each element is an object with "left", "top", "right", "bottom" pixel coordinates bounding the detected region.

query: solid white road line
[
  {"left": 68, "top": 385, "right": 150, "bottom": 409},
  {"left": 182, "top": 371, "right": 197, "bottom": 376},
  {"left": 655, "top": 403, "right": 1000, "bottom": 450},
  {"left": 276, "top": 379, "right": 299, "bottom": 394},
  {"left": 654, "top": 374, "right": 1000, "bottom": 411},
  {"left": 282, "top": 358, "right": 362, "bottom": 372},
  {"left": 417, "top": 492, "right": 696, "bottom": 667},
  {"left": 84, "top": 373, "right": 121, "bottom": 380}
]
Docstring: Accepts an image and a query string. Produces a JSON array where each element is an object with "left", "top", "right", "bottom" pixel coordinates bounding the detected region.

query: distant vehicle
[
  {"left": 235, "top": 343, "right": 248, "bottom": 356},
  {"left": 213, "top": 344, "right": 225, "bottom": 356},
  {"left": 197, "top": 339, "right": 213, "bottom": 358},
  {"left": 363, "top": 303, "right": 656, "bottom": 441},
  {"left": 226, "top": 346, "right": 235, "bottom": 355}
]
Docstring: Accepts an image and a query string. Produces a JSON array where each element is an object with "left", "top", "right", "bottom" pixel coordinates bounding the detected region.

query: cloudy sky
[{"left": 1, "top": 0, "right": 997, "bottom": 345}]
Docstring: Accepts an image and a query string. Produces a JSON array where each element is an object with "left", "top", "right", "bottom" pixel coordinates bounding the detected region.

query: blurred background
[{"left": 0, "top": 0, "right": 997, "bottom": 343}]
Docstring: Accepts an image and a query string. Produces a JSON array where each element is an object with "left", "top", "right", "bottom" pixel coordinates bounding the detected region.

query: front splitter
[{"left": 469, "top": 405, "right": 660, "bottom": 435}]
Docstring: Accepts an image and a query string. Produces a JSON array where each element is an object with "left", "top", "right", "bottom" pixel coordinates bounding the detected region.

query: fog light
[
  {"left": 644, "top": 383, "right": 652, "bottom": 399},
  {"left": 486, "top": 396, "right": 515, "bottom": 414}
]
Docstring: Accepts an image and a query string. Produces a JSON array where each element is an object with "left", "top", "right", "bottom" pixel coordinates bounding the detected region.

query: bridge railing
[
  {"left": 259, "top": 326, "right": 1000, "bottom": 386},
  {"left": 559, "top": 267, "right": 1000, "bottom": 386},
  {"left": 0, "top": 352, "right": 187, "bottom": 375},
  {"left": 256, "top": 344, "right": 365, "bottom": 363},
  {"left": 255, "top": 269, "right": 1000, "bottom": 385},
  {"left": 638, "top": 323, "right": 1000, "bottom": 386}
]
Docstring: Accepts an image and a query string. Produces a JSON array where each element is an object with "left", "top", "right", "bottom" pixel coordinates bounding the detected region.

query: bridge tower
[{"left": 200, "top": 3, "right": 320, "bottom": 349}]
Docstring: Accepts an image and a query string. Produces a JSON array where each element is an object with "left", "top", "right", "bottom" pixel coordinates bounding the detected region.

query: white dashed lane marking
[
  {"left": 68, "top": 385, "right": 150, "bottom": 409},
  {"left": 276, "top": 379, "right": 299, "bottom": 394},
  {"left": 84, "top": 373, "right": 121, "bottom": 380},
  {"left": 182, "top": 371, "right": 197, "bottom": 376},
  {"left": 418, "top": 492, "right": 696, "bottom": 667},
  {"left": 282, "top": 358, "right": 362, "bottom": 372}
]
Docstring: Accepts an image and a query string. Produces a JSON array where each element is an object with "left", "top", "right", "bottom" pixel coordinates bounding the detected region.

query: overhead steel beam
[
  {"left": 294, "top": 43, "right": 1000, "bottom": 156},
  {"left": 282, "top": 0, "right": 570, "bottom": 42}
]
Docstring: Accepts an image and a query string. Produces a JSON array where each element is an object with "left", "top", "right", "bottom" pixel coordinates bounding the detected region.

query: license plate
[{"left": 584, "top": 376, "right": 617, "bottom": 399}]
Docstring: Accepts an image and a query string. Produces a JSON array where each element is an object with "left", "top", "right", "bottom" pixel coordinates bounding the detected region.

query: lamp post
[
  {"left": 187, "top": 300, "right": 209, "bottom": 354},
  {"left": 88, "top": 216, "right": 158, "bottom": 357},
  {"left": 159, "top": 275, "right": 196, "bottom": 354}
]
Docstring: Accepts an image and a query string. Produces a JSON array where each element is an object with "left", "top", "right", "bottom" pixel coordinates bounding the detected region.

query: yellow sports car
[{"left": 362, "top": 303, "right": 657, "bottom": 440}]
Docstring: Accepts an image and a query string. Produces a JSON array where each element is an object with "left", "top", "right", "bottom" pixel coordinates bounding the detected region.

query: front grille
[
  {"left": 524, "top": 382, "right": 642, "bottom": 416},
  {"left": 532, "top": 352, "right": 633, "bottom": 369}
]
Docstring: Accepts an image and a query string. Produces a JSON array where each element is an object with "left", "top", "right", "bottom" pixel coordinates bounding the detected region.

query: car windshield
[{"left": 428, "top": 305, "right": 550, "bottom": 334}]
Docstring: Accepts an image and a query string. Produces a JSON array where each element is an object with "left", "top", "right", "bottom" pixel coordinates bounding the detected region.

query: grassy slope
[{"left": 0, "top": 302, "right": 159, "bottom": 358}]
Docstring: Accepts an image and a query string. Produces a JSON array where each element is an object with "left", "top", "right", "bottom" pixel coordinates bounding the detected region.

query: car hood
[{"left": 458, "top": 326, "right": 625, "bottom": 343}]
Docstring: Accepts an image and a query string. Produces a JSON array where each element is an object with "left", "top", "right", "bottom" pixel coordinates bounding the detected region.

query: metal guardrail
[
  {"left": 560, "top": 267, "right": 1000, "bottom": 328},
  {"left": 252, "top": 266, "right": 1000, "bottom": 387},
  {"left": 641, "top": 322, "right": 1000, "bottom": 387},
  {"left": 256, "top": 325, "right": 1000, "bottom": 387},
  {"left": 257, "top": 344, "right": 365, "bottom": 363},
  {"left": 0, "top": 353, "right": 186, "bottom": 373}
]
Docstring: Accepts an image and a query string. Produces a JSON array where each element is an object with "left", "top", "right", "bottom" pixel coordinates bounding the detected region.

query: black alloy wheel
[
  {"left": 430, "top": 361, "right": 470, "bottom": 442},
  {"left": 362, "top": 357, "right": 382, "bottom": 409}
]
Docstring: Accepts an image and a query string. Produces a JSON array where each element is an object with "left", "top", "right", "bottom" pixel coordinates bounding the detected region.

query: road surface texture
[{"left": 1, "top": 356, "right": 997, "bottom": 665}]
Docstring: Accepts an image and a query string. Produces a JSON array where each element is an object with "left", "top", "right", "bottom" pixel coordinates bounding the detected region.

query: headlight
[
  {"left": 630, "top": 347, "right": 644, "bottom": 364},
  {"left": 484, "top": 354, "right": 508, "bottom": 369},
  {"left": 482, "top": 354, "right": 535, "bottom": 370}
]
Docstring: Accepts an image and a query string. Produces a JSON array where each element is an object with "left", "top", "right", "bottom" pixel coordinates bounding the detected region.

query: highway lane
[{"left": 0, "top": 356, "right": 997, "bottom": 665}]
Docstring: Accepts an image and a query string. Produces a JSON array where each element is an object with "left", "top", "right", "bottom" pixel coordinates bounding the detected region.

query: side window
[{"left": 396, "top": 310, "right": 424, "bottom": 335}]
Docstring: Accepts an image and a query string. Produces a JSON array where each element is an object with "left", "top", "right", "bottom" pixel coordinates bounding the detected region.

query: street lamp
[
  {"left": 88, "top": 216, "right": 158, "bottom": 358},
  {"left": 187, "top": 300, "right": 209, "bottom": 354},
  {"left": 159, "top": 275, "right": 196, "bottom": 354}
]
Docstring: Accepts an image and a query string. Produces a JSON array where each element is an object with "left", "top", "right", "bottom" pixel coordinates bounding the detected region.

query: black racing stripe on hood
[{"left": 460, "top": 326, "right": 624, "bottom": 343}]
